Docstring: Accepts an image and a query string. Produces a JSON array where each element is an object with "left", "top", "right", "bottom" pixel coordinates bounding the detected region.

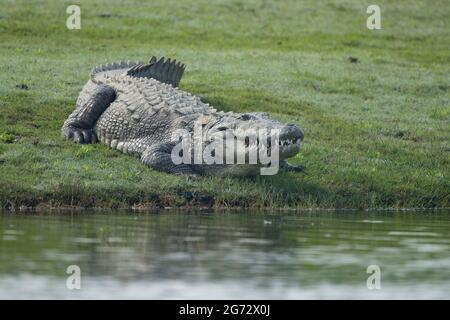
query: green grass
[{"left": 0, "top": 0, "right": 449, "bottom": 209}]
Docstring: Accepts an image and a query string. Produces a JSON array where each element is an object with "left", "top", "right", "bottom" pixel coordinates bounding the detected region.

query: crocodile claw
[
  {"left": 63, "top": 126, "right": 97, "bottom": 144},
  {"left": 281, "top": 161, "right": 307, "bottom": 174}
]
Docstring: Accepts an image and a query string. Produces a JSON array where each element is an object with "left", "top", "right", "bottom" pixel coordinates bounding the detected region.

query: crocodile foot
[{"left": 62, "top": 125, "right": 98, "bottom": 144}]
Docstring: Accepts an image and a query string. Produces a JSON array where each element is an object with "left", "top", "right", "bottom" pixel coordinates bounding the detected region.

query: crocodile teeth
[{"left": 278, "top": 138, "right": 299, "bottom": 146}]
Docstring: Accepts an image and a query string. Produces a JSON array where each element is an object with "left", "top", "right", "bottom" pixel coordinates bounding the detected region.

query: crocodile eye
[
  {"left": 217, "top": 126, "right": 227, "bottom": 131},
  {"left": 239, "top": 114, "right": 252, "bottom": 121}
]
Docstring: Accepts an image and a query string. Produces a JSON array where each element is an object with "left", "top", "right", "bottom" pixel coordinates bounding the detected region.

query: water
[{"left": 0, "top": 210, "right": 449, "bottom": 299}]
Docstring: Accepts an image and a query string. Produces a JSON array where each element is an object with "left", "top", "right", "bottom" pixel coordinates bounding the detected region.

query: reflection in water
[{"left": 0, "top": 210, "right": 449, "bottom": 299}]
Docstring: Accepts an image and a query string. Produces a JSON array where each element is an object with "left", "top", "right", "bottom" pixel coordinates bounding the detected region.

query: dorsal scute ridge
[
  {"left": 97, "top": 65, "right": 215, "bottom": 119},
  {"left": 126, "top": 56, "right": 186, "bottom": 88},
  {"left": 90, "top": 60, "right": 143, "bottom": 78}
]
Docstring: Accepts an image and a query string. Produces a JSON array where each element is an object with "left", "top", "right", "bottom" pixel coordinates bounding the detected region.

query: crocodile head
[{"left": 202, "top": 112, "right": 304, "bottom": 173}]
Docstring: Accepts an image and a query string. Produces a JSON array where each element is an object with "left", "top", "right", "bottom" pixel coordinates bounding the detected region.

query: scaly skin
[{"left": 62, "top": 57, "right": 305, "bottom": 175}]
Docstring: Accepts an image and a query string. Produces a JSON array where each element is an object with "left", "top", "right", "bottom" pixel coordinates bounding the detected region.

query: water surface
[{"left": 1, "top": 210, "right": 449, "bottom": 299}]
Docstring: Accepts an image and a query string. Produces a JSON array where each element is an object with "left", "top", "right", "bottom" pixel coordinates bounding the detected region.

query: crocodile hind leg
[
  {"left": 62, "top": 85, "right": 116, "bottom": 143},
  {"left": 141, "top": 142, "right": 196, "bottom": 175}
]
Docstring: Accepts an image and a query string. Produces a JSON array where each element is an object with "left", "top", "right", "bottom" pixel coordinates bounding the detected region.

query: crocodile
[{"left": 62, "top": 56, "right": 305, "bottom": 176}]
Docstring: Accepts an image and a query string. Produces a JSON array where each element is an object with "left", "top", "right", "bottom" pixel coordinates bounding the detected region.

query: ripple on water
[
  {"left": 361, "top": 220, "right": 384, "bottom": 224},
  {"left": 3, "top": 229, "right": 25, "bottom": 235},
  {"left": 388, "top": 231, "right": 439, "bottom": 237},
  {"left": 72, "top": 237, "right": 102, "bottom": 244},
  {"left": 2, "top": 235, "right": 17, "bottom": 241}
]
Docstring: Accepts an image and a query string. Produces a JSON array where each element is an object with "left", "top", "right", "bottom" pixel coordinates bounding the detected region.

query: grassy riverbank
[{"left": 0, "top": 0, "right": 449, "bottom": 209}]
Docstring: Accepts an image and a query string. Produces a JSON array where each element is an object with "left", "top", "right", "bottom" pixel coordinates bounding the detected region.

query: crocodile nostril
[{"left": 280, "top": 124, "right": 303, "bottom": 141}]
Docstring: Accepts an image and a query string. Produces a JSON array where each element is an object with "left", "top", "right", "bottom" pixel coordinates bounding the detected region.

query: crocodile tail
[{"left": 126, "top": 56, "right": 185, "bottom": 88}]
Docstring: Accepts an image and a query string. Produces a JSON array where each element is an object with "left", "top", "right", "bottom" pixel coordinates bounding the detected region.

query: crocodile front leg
[
  {"left": 62, "top": 85, "right": 116, "bottom": 143},
  {"left": 141, "top": 142, "right": 197, "bottom": 175}
]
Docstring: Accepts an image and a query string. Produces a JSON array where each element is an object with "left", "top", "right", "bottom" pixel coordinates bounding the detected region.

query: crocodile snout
[
  {"left": 280, "top": 124, "right": 304, "bottom": 141},
  {"left": 277, "top": 124, "right": 303, "bottom": 159}
]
